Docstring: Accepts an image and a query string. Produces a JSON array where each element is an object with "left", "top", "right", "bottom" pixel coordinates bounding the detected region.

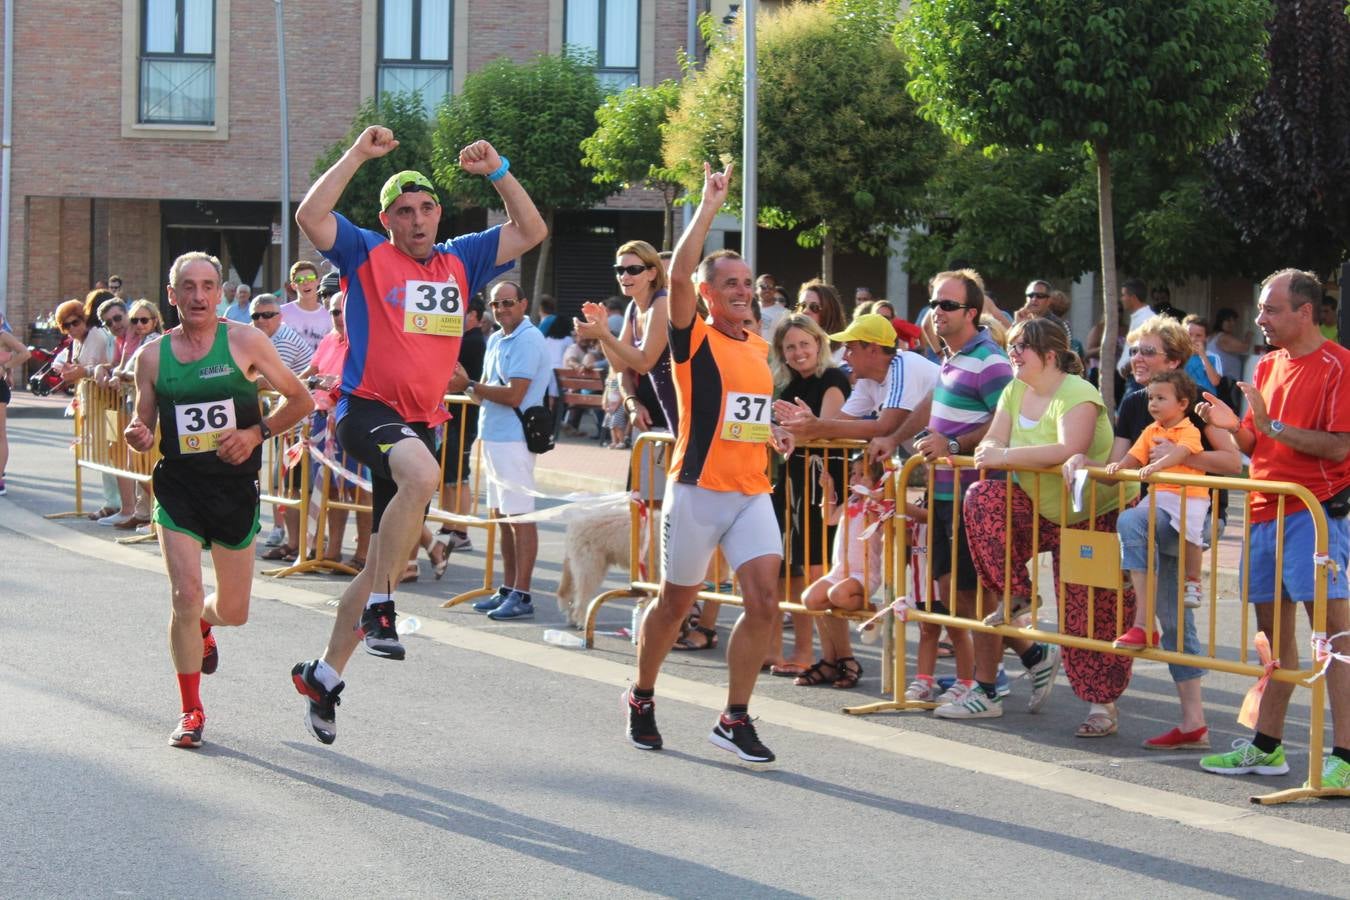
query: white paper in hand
[{"left": 1071, "top": 468, "right": 1089, "bottom": 514}]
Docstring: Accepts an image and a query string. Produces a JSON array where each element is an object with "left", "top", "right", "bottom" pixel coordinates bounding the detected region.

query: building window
[
  {"left": 140, "top": 0, "right": 215, "bottom": 125},
  {"left": 378, "top": 0, "right": 453, "bottom": 116},
  {"left": 566, "top": 0, "right": 639, "bottom": 91}
]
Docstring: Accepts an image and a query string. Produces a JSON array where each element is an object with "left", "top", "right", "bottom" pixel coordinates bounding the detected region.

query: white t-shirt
[
  {"left": 842, "top": 350, "right": 939, "bottom": 417},
  {"left": 280, "top": 301, "right": 332, "bottom": 355},
  {"left": 759, "top": 302, "right": 787, "bottom": 341}
]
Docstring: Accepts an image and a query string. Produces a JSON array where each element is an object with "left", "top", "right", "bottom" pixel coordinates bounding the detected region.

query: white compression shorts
[{"left": 661, "top": 482, "right": 782, "bottom": 586}]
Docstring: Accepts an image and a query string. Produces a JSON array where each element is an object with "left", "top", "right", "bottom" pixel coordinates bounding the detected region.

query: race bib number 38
[
  {"left": 721, "top": 392, "right": 772, "bottom": 443},
  {"left": 174, "top": 400, "right": 236, "bottom": 454},
  {"left": 404, "top": 279, "right": 464, "bottom": 337}
]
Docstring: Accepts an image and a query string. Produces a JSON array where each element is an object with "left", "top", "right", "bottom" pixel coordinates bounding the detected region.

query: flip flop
[
  {"left": 1075, "top": 711, "right": 1118, "bottom": 738},
  {"left": 428, "top": 540, "right": 449, "bottom": 580},
  {"left": 262, "top": 545, "right": 298, "bottom": 562},
  {"left": 770, "top": 662, "right": 811, "bottom": 677}
]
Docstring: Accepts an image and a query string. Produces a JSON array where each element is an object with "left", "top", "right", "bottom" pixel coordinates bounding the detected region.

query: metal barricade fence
[
  {"left": 46, "top": 380, "right": 157, "bottom": 531},
  {"left": 580, "top": 432, "right": 898, "bottom": 695},
  {"left": 845, "top": 453, "right": 1341, "bottom": 804}
]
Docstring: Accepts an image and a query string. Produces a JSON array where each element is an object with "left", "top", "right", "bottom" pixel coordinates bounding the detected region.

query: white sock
[
  {"left": 366, "top": 592, "right": 391, "bottom": 610},
  {"left": 314, "top": 659, "right": 342, "bottom": 690}
]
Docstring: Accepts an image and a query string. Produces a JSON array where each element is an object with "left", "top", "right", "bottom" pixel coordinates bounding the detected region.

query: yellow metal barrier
[
  {"left": 844, "top": 453, "right": 1342, "bottom": 804},
  {"left": 581, "top": 432, "right": 898, "bottom": 696}
]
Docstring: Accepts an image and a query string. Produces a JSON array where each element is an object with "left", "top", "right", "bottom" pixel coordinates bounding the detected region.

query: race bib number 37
[
  {"left": 721, "top": 392, "right": 772, "bottom": 443},
  {"left": 404, "top": 279, "right": 464, "bottom": 337},
  {"left": 174, "top": 400, "right": 236, "bottom": 454}
]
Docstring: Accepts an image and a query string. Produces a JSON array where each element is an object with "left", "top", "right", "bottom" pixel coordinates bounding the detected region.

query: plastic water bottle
[
  {"left": 396, "top": 616, "right": 421, "bottom": 635},
  {"left": 630, "top": 599, "right": 647, "bottom": 645},
  {"left": 543, "top": 629, "right": 586, "bottom": 648}
]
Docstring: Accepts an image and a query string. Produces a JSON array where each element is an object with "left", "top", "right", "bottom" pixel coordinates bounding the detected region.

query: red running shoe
[
  {"left": 202, "top": 626, "right": 219, "bottom": 675},
  {"left": 170, "top": 708, "right": 206, "bottom": 748},
  {"left": 1143, "top": 726, "right": 1210, "bottom": 750}
]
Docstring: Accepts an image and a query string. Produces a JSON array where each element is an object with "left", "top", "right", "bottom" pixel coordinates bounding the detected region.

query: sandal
[
  {"left": 672, "top": 624, "right": 718, "bottom": 651},
  {"left": 794, "top": 660, "right": 840, "bottom": 686},
  {"left": 88, "top": 506, "right": 118, "bottom": 521},
  {"left": 347, "top": 557, "right": 366, "bottom": 572},
  {"left": 1075, "top": 709, "right": 1118, "bottom": 738},
  {"left": 832, "top": 656, "right": 863, "bottom": 689},
  {"left": 428, "top": 540, "right": 449, "bottom": 580},
  {"left": 401, "top": 562, "right": 419, "bottom": 584},
  {"left": 262, "top": 545, "right": 298, "bottom": 562},
  {"left": 770, "top": 662, "right": 812, "bottom": 678}
]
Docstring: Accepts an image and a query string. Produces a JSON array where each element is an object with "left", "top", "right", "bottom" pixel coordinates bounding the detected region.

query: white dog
[{"left": 556, "top": 500, "right": 659, "bottom": 627}]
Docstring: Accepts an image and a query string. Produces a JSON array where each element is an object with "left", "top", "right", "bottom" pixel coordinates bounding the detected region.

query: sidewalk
[{"left": 534, "top": 431, "right": 630, "bottom": 495}]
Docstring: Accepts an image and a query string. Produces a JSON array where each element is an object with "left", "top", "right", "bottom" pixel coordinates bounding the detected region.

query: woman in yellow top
[{"left": 945, "top": 317, "right": 1139, "bottom": 738}]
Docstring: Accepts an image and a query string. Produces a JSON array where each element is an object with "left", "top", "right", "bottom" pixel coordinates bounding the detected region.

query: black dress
[{"left": 772, "top": 367, "right": 851, "bottom": 572}]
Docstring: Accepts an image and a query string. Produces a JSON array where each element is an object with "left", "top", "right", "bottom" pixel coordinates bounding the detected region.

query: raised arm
[
  {"left": 296, "top": 126, "right": 400, "bottom": 252},
  {"left": 669, "top": 163, "right": 733, "bottom": 330},
  {"left": 457, "top": 141, "right": 548, "bottom": 265},
  {"left": 576, "top": 298, "right": 669, "bottom": 374}
]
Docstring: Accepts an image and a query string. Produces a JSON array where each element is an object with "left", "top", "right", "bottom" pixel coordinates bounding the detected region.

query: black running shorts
[
  {"left": 337, "top": 395, "right": 437, "bottom": 531},
  {"left": 152, "top": 463, "right": 261, "bottom": 549}
]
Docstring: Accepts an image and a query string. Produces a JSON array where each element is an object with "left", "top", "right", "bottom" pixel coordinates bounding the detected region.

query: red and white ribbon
[
  {"left": 1309, "top": 630, "right": 1350, "bottom": 683},
  {"left": 1238, "top": 631, "right": 1278, "bottom": 729},
  {"left": 857, "top": 595, "right": 917, "bottom": 634}
]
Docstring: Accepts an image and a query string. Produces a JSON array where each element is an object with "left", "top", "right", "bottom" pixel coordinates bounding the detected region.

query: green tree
[
  {"left": 900, "top": 0, "right": 1268, "bottom": 410},
  {"left": 581, "top": 79, "right": 684, "bottom": 251},
  {"left": 431, "top": 52, "right": 613, "bottom": 301},
  {"left": 1207, "top": 0, "right": 1350, "bottom": 275},
  {"left": 662, "top": 0, "right": 943, "bottom": 283},
  {"left": 310, "top": 92, "right": 436, "bottom": 229}
]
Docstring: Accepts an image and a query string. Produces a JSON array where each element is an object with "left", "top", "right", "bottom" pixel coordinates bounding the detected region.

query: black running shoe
[
  {"left": 360, "top": 600, "right": 405, "bottom": 659},
  {"left": 709, "top": 713, "right": 775, "bottom": 763},
  {"left": 169, "top": 708, "right": 206, "bottom": 749},
  {"left": 624, "top": 688, "right": 662, "bottom": 750},
  {"left": 291, "top": 660, "right": 343, "bottom": 745},
  {"left": 201, "top": 626, "right": 219, "bottom": 676}
]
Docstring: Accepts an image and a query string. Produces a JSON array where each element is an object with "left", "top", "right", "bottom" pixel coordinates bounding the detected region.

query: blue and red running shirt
[{"left": 322, "top": 212, "right": 512, "bottom": 426}]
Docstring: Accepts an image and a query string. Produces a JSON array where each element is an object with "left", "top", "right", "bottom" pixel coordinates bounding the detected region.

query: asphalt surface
[{"left": 2, "top": 393, "right": 1348, "bottom": 897}]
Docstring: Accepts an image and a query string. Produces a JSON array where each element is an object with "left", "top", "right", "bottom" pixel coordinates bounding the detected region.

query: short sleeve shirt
[
  {"left": 841, "top": 350, "right": 939, "bottom": 418},
  {"left": 1129, "top": 419, "right": 1205, "bottom": 498},
  {"left": 322, "top": 212, "right": 511, "bottom": 426},
  {"left": 928, "top": 328, "right": 1013, "bottom": 500},
  {"left": 280, "top": 302, "right": 333, "bottom": 355},
  {"left": 1244, "top": 341, "right": 1350, "bottom": 523},
  {"left": 480, "top": 320, "right": 553, "bottom": 443},
  {"left": 269, "top": 323, "right": 314, "bottom": 375}
]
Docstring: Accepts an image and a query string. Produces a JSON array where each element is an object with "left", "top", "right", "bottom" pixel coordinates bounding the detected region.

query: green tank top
[{"left": 156, "top": 322, "right": 263, "bottom": 475}]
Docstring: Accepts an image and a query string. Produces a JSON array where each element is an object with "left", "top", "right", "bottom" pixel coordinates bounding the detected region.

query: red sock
[
  {"left": 177, "top": 672, "right": 202, "bottom": 712},
  {"left": 200, "top": 618, "right": 212, "bottom": 636}
]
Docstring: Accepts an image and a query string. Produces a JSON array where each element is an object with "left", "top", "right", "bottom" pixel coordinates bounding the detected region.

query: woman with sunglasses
[
  {"left": 51, "top": 298, "right": 123, "bottom": 521},
  {"left": 1063, "top": 314, "right": 1241, "bottom": 748},
  {"left": 95, "top": 298, "right": 164, "bottom": 530},
  {"left": 795, "top": 281, "right": 847, "bottom": 365},
  {"left": 945, "top": 318, "right": 1140, "bottom": 736}
]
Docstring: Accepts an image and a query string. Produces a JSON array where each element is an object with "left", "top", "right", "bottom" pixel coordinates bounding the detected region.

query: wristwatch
[
  {"left": 946, "top": 437, "right": 961, "bottom": 454},
  {"left": 257, "top": 419, "right": 273, "bottom": 442},
  {"left": 1269, "top": 419, "right": 1285, "bottom": 436},
  {"left": 465, "top": 381, "right": 478, "bottom": 402}
]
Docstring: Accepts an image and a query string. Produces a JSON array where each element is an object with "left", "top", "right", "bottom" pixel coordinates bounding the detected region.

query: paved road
[{"left": 2, "top": 394, "right": 1348, "bottom": 897}]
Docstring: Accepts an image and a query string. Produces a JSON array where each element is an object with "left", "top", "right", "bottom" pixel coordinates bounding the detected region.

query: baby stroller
[{"left": 26, "top": 337, "right": 72, "bottom": 396}]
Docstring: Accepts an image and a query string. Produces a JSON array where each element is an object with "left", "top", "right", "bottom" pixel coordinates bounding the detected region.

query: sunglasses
[
  {"left": 1025, "top": 291, "right": 1050, "bottom": 300},
  {"left": 61, "top": 318, "right": 83, "bottom": 329},
  {"left": 106, "top": 314, "right": 125, "bottom": 323},
  {"left": 129, "top": 316, "right": 152, "bottom": 325},
  {"left": 293, "top": 273, "right": 319, "bottom": 284},
  {"left": 489, "top": 299, "right": 518, "bottom": 309},
  {"left": 1128, "top": 345, "right": 1163, "bottom": 358},
  {"left": 109, "top": 282, "right": 122, "bottom": 289},
  {"left": 927, "top": 298, "right": 971, "bottom": 312},
  {"left": 251, "top": 311, "right": 280, "bottom": 321},
  {"left": 613, "top": 264, "right": 653, "bottom": 277},
  {"left": 797, "top": 302, "right": 821, "bottom": 313}
]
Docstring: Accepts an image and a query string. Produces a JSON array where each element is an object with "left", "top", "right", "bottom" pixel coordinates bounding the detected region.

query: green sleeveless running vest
[{"left": 155, "top": 323, "right": 263, "bottom": 475}]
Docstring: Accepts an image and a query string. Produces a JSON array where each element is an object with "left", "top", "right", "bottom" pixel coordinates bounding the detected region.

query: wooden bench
[{"left": 554, "top": 367, "right": 607, "bottom": 438}]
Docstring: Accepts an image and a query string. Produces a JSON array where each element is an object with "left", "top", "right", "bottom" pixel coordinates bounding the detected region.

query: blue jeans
[{"left": 1117, "top": 501, "right": 1213, "bottom": 683}]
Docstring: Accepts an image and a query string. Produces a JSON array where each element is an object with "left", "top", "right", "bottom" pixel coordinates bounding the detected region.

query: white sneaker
[
  {"left": 98, "top": 512, "right": 132, "bottom": 526},
  {"left": 264, "top": 526, "right": 286, "bottom": 546},
  {"left": 933, "top": 690, "right": 1003, "bottom": 719},
  {"left": 1183, "top": 580, "right": 1202, "bottom": 609},
  {"left": 1026, "top": 643, "right": 1061, "bottom": 713},
  {"left": 936, "top": 680, "right": 974, "bottom": 707},
  {"left": 904, "top": 678, "right": 940, "bottom": 702}
]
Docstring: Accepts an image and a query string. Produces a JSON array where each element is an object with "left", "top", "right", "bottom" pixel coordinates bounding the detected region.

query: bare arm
[
  {"left": 457, "top": 140, "right": 547, "bottom": 265},
  {"left": 577, "top": 298, "right": 669, "bottom": 374},
  {"left": 212, "top": 328, "right": 315, "bottom": 466},
  {"left": 669, "top": 163, "right": 733, "bottom": 330},
  {"left": 296, "top": 126, "right": 399, "bottom": 252},
  {"left": 0, "top": 331, "right": 29, "bottom": 377},
  {"left": 1137, "top": 443, "right": 1191, "bottom": 477},
  {"left": 473, "top": 377, "right": 531, "bottom": 410},
  {"left": 124, "top": 346, "right": 161, "bottom": 453},
  {"left": 977, "top": 402, "right": 1096, "bottom": 469}
]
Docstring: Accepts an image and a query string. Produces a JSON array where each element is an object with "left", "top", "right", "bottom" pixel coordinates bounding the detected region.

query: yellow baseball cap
[
  {"left": 829, "top": 313, "right": 897, "bottom": 348},
  {"left": 379, "top": 170, "right": 439, "bottom": 211}
]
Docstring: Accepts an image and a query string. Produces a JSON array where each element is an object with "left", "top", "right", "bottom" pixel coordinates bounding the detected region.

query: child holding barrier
[
  {"left": 1106, "top": 370, "right": 1209, "bottom": 649},
  {"left": 795, "top": 454, "right": 886, "bottom": 689}
]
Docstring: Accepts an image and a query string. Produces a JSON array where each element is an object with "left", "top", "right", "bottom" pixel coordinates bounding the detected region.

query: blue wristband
[{"left": 487, "top": 156, "right": 510, "bottom": 183}]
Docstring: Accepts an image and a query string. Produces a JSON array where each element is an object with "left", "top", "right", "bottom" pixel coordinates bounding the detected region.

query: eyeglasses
[
  {"left": 293, "top": 273, "right": 318, "bottom": 284},
  {"left": 106, "top": 314, "right": 125, "bottom": 323},
  {"left": 61, "top": 318, "right": 83, "bottom": 329},
  {"left": 1008, "top": 340, "right": 1032, "bottom": 355},
  {"left": 330, "top": 309, "right": 343, "bottom": 317},
  {"left": 1128, "top": 345, "right": 1163, "bottom": 358},
  {"left": 798, "top": 302, "right": 821, "bottom": 313},
  {"left": 108, "top": 282, "right": 122, "bottom": 289},
  {"left": 251, "top": 311, "right": 280, "bottom": 321},
  {"left": 927, "top": 298, "right": 971, "bottom": 312},
  {"left": 613, "top": 264, "right": 653, "bottom": 277},
  {"left": 1025, "top": 291, "right": 1050, "bottom": 300},
  {"left": 129, "top": 316, "right": 152, "bottom": 325},
  {"left": 489, "top": 298, "right": 517, "bottom": 309}
]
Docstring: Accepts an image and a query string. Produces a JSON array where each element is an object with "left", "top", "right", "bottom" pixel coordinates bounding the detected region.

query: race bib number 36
[
  {"left": 174, "top": 400, "right": 236, "bottom": 454},
  {"left": 720, "top": 392, "right": 772, "bottom": 443},
  {"left": 404, "top": 279, "right": 464, "bottom": 337}
]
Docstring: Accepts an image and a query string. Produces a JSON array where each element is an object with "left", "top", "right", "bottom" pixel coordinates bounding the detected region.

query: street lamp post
[
  {"left": 275, "top": 0, "right": 291, "bottom": 287},
  {"left": 741, "top": 0, "right": 757, "bottom": 275}
]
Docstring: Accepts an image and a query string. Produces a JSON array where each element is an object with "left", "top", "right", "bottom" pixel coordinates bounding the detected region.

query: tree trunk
[
  {"left": 1094, "top": 142, "right": 1119, "bottom": 419},
  {"left": 531, "top": 208, "right": 555, "bottom": 306},
  {"left": 821, "top": 228, "right": 835, "bottom": 285},
  {"left": 662, "top": 189, "right": 675, "bottom": 252}
]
